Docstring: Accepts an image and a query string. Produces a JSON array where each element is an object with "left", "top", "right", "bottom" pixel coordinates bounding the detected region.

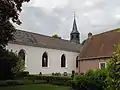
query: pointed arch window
[
  {"left": 76, "top": 56, "right": 79, "bottom": 68},
  {"left": 18, "top": 49, "right": 25, "bottom": 61},
  {"left": 42, "top": 52, "right": 48, "bottom": 67},
  {"left": 61, "top": 54, "right": 66, "bottom": 67},
  {"left": 18, "top": 49, "right": 25, "bottom": 68}
]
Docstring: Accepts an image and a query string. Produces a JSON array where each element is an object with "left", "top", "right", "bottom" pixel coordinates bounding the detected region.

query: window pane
[
  {"left": 100, "top": 63, "right": 105, "bottom": 69},
  {"left": 76, "top": 56, "right": 78, "bottom": 68},
  {"left": 61, "top": 54, "right": 66, "bottom": 67},
  {"left": 42, "top": 52, "right": 48, "bottom": 67},
  {"left": 18, "top": 49, "right": 25, "bottom": 60}
]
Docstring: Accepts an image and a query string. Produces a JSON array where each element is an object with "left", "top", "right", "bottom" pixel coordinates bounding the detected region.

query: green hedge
[
  {"left": 0, "top": 75, "right": 72, "bottom": 87},
  {"left": 0, "top": 79, "right": 46, "bottom": 87},
  {"left": 25, "top": 75, "right": 72, "bottom": 86},
  {"left": 72, "top": 69, "right": 107, "bottom": 90}
]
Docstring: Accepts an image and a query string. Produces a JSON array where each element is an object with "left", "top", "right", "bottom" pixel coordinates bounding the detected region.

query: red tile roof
[{"left": 79, "top": 29, "right": 120, "bottom": 60}]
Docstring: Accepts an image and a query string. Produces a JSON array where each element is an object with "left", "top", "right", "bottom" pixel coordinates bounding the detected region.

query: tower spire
[
  {"left": 71, "top": 12, "right": 79, "bottom": 34},
  {"left": 70, "top": 12, "right": 80, "bottom": 44},
  {"left": 74, "top": 11, "right": 76, "bottom": 19}
]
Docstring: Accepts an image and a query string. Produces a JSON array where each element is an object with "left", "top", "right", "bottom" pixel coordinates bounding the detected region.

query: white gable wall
[{"left": 6, "top": 43, "right": 79, "bottom": 75}]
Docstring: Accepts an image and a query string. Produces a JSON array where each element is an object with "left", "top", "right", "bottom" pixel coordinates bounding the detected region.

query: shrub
[
  {"left": 72, "top": 69, "right": 107, "bottom": 90},
  {"left": 0, "top": 75, "right": 72, "bottom": 87},
  {"left": 75, "top": 72, "right": 78, "bottom": 75},
  {"left": 0, "top": 49, "right": 25, "bottom": 80},
  {"left": 16, "top": 71, "right": 29, "bottom": 78},
  {"left": 25, "top": 75, "right": 71, "bottom": 86},
  {"left": 52, "top": 73, "right": 55, "bottom": 76},
  {"left": 39, "top": 72, "right": 42, "bottom": 76},
  {"left": 105, "top": 44, "right": 120, "bottom": 90},
  {"left": 54, "top": 73, "right": 58, "bottom": 76},
  {"left": 57, "top": 73, "right": 61, "bottom": 76},
  {"left": 63, "top": 72, "right": 68, "bottom": 76},
  {"left": 80, "top": 72, "right": 84, "bottom": 75},
  {"left": 53, "top": 72, "right": 61, "bottom": 76}
]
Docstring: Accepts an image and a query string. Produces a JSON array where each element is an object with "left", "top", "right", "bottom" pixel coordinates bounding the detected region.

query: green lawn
[{"left": 0, "top": 84, "right": 71, "bottom": 90}]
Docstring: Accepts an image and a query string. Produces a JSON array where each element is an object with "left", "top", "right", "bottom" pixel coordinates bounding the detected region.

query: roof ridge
[
  {"left": 16, "top": 29, "right": 81, "bottom": 45},
  {"left": 93, "top": 28, "right": 119, "bottom": 37}
]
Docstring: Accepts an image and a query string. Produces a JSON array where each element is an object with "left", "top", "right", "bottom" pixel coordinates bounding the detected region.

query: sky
[{"left": 14, "top": 0, "right": 120, "bottom": 42}]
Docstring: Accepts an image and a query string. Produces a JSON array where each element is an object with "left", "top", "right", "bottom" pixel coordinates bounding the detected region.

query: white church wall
[{"left": 7, "top": 43, "right": 79, "bottom": 75}]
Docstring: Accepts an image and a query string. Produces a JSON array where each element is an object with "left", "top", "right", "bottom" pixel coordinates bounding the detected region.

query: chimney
[{"left": 88, "top": 32, "right": 92, "bottom": 38}]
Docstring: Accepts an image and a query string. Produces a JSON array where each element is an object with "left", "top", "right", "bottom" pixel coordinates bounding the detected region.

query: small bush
[
  {"left": 54, "top": 73, "right": 58, "bottom": 76},
  {"left": 53, "top": 73, "right": 61, "bottom": 76},
  {"left": 75, "top": 72, "right": 78, "bottom": 75},
  {"left": 23, "top": 71, "right": 29, "bottom": 77},
  {"left": 52, "top": 73, "right": 55, "bottom": 76},
  {"left": 16, "top": 71, "right": 29, "bottom": 78},
  {"left": 56, "top": 73, "right": 61, "bottom": 76},
  {"left": 63, "top": 72, "right": 67, "bottom": 76},
  {"left": 80, "top": 73, "right": 84, "bottom": 75},
  {"left": 39, "top": 72, "right": 42, "bottom": 76}
]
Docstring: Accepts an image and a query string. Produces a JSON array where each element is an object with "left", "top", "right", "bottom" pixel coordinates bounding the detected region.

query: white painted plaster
[{"left": 6, "top": 43, "right": 79, "bottom": 74}]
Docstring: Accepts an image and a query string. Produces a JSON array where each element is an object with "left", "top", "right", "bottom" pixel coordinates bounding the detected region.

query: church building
[{"left": 6, "top": 17, "right": 81, "bottom": 75}]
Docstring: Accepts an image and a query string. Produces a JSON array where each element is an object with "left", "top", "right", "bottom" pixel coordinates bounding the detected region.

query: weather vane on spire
[{"left": 74, "top": 11, "right": 76, "bottom": 19}]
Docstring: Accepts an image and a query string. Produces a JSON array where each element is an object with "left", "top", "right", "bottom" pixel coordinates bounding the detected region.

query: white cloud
[
  {"left": 27, "top": 0, "right": 68, "bottom": 9},
  {"left": 16, "top": 0, "right": 120, "bottom": 42},
  {"left": 84, "top": 1, "right": 93, "bottom": 7}
]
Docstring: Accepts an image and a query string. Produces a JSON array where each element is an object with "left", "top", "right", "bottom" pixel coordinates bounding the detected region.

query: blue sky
[{"left": 14, "top": 0, "right": 120, "bottom": 42}]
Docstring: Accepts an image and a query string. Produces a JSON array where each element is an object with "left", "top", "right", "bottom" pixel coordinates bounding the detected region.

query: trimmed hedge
[
  {"left": 25, "top": 75, "right": 72, "bottom": 86},
  {"left": 0, "top": 80, "right": 45, "bottom": 87},
  {"left": 0, "top": 75, "right": 72, "bottom": 87}
]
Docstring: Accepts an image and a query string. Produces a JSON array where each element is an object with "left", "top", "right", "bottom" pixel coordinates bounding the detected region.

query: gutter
[{"left": 79, "top": 56, "right": 111, "bottom": 61}]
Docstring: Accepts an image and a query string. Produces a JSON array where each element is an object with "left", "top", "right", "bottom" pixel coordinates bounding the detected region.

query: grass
[{"left": 0, "top": 84, "right": 71, "bottom": 90}]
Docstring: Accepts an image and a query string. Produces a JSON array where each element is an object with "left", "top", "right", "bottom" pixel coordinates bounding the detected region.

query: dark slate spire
[
  {"left": 70, "top": 13, "right": 80, "bottom": 44},
  {"left": 70, "top": 13, "right": 79, "bottom": 34}
]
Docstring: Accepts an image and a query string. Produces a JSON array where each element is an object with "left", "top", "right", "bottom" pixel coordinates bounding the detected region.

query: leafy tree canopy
[
  {"left": 106, "top": 44, "right": 120, "bottom": 90},
  {"left": 52, "top": 34, "right": 61, "bottom": 39},
  {"left": 81, "top": 39, "right": 87, "bottom": 45},
  {"left": 0, "top": 0, "right": 30, "bottom": 48},
  {"left": 0, "top": 49, "right": 25, "bottom": 80}
]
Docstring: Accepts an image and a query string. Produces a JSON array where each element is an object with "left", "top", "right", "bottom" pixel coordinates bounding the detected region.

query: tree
[
  {"left": 52, "top": 34, "right": 61, "bottom": 39},
  {"left": 0, "top": 0, "right": 30, "bottom": 79},
  {"left": 10, "top": 51, "right": 25, "bottom": 74},
  {"left": 0, "top": 0, "right": 30, "bottom": 48},
  {"left": 0, "top": 49, "right": 25, "bottom": 80},
  {"left": 81, "top": 39, "right": 87, "bottom": 45},
  {"left": 106, "top": 44, "right": 120, "bottom": 90}
]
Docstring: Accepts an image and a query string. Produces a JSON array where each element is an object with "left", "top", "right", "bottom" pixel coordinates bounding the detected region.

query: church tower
[{"left": 70, "top": 13, "right": 80, "bottom": 44}]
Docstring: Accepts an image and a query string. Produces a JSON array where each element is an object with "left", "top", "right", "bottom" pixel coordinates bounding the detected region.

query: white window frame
[{"left": 99, "top": 62, "right": 107, "bottom": 69}]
